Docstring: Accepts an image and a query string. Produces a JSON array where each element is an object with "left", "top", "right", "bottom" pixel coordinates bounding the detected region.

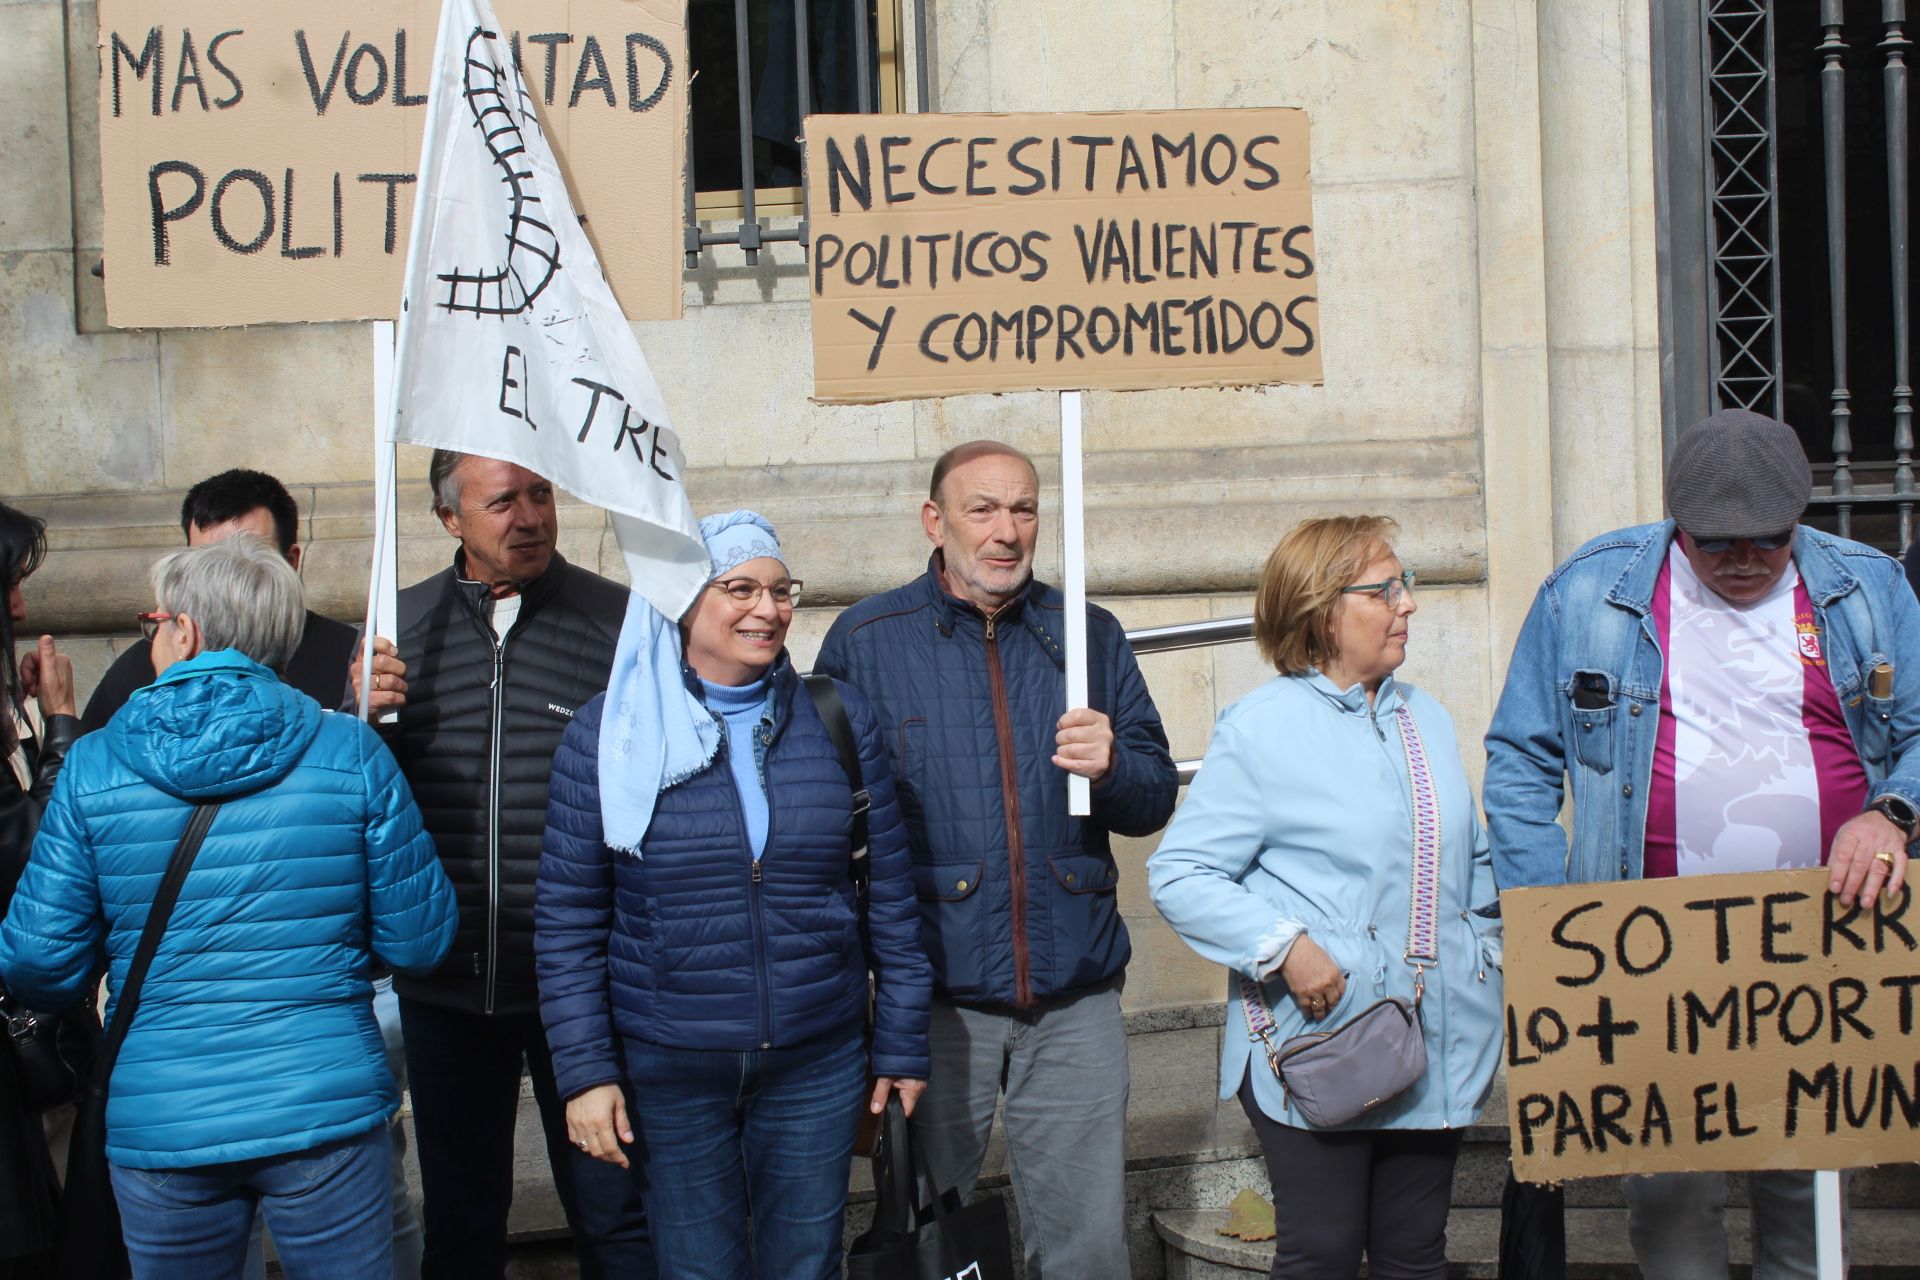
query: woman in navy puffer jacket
[
  {"left": 0, "top": 535, "right": 456, "bottom": 1279},
  {"left": 537, "top": 511, "right": 931, "bottom": 1280}
]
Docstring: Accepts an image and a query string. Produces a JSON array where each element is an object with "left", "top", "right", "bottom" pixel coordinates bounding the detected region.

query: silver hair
[
  {"left": 149, "top": 534, "right": 305, "bottom": 672},
  {"left": 429, "top": 449, "right": 467, "bottom": 514}
]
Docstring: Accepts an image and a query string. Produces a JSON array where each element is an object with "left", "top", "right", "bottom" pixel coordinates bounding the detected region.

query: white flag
[{"left": 388, "top": 0, "right": 706, "bottom": 621}]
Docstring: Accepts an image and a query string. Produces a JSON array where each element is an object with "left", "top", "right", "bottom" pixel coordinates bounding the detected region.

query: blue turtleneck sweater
[{"left": 702, "top": 674, "right": 772, "bottom": 859}]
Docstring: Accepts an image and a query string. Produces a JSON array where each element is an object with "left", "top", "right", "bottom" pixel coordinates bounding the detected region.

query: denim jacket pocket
[{"left": 1568, "top": 701, "right": 1618, "bottom": 775}]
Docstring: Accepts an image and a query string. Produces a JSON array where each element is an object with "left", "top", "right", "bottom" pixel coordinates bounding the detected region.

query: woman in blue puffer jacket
[
  {"left": 537, "top": 510, "right": 931, "bottom": 1280},
  {"left": 0, "top": 535, "right": 457, "bottom": 1280}
]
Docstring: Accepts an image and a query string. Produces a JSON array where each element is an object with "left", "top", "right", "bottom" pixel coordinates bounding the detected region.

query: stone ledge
[
  {"left": 18, "top": 443, "right": 1489, "bottom": 631},
  {"left": 1153, "top": 1207, "right": 1920, "bottom": 1278}
]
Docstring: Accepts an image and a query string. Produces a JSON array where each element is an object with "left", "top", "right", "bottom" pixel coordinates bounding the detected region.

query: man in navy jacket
[{"left": 814, "top": 440, "right": 1176, "bottom": 1279}]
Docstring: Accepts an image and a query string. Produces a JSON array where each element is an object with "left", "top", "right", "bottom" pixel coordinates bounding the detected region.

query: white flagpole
[
  {"left": 360, "top": 321, "right": 400, "bottom": 723},
  {"left": 362, "top": 0, "right": 457, "bottom": 722},
  {"left": 1815, "top": 1169, "right": 1843, "bottom": 1279},
  {"left": 1061, "top": 391, "right": 1090, "bottom": 817}
]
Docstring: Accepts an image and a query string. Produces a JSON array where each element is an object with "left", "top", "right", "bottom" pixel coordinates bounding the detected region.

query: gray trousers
[
  {"left": 1624, "top": 1170, "right": 1849, "bottom": 1280},
  {"left": 913, "top": 981, "right": 1131, "bottom": 1280}
]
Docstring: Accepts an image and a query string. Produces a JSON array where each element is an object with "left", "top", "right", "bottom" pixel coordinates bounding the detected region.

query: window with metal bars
[
  {"left": 684, "top": 0, "right": 915, "bottom": 264},
  {"left": 1688, "top": 0, "right": 1920, "bottom": 550}
]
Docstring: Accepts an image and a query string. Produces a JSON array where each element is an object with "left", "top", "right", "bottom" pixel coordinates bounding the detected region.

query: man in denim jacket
[{"left": 1485, "top": 409, "right": 1914, "bottom": 1278}]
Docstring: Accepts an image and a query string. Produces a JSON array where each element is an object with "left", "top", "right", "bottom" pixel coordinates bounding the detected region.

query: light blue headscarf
[{"left": 598, "top": 511, "right": 788, "bottom": 855}]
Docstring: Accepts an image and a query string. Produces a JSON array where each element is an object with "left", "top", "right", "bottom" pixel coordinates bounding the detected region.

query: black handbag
[
  {"left": 847, "top": 1097, "right": 1016, "bottom": 1280},
  {"left": 1, "top": 984, "right": 92, "bottom": 1113},
  {"left": 57, "top": 801, "right": 223, "bottom": 1280}
]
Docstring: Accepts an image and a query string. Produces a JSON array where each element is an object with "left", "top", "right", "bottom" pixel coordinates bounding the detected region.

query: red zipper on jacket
[{"left": 983, "top": 613, "right": 1033, "bottom": 1011}]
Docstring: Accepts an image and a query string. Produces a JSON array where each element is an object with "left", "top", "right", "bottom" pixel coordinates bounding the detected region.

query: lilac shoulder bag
[{"left": 1238, "top": 702, "right": 1442, "bottom": 1128}]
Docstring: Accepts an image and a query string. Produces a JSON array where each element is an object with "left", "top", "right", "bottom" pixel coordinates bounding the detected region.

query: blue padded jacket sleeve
[
  {"left": 358, "top": 722, "right": 457, "bottom": 974},
  {"left": 535, "top": 696, "right": 624, "bottom": 1101},
  {"left": 843, "top": 681, "right": 932, "bottom": 1080},
  {"left": 1089, "top": 617, "right": 1178, "bottom": 837},
  {"left": 0, "top": 766, "right": 105, "bottom": 1010}
]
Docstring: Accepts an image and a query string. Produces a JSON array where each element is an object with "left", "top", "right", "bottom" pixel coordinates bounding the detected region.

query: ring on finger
[{"left": 1874, "top": 851, "right": 1898, "bottom": 870}]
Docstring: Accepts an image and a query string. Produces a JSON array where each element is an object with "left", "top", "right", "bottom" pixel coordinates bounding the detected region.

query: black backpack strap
[
  {"left": 89, "top": 802, "right": 221, "bottom": 1096},
  {"left": 801, "top": 673, "right": 869, "bottom": 869}
]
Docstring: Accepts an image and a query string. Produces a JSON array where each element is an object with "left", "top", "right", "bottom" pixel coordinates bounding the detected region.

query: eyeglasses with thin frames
[
  {"left": 136, "top": 610, "right": 174, "bottom": 643},
  {"left": 1339, "top": 570, "right": 1416, "bottom": 607},
  {"left": 707, "top": 578, "right": 802, "bottom": 608}
]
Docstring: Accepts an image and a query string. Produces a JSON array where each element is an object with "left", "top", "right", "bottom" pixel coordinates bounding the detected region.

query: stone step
[{"left": 1153, "top": 1207, "right": 1920, "bottom": 1278}]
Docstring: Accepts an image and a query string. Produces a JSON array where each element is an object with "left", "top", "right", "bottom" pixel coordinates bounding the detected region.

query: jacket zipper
[
  {"left": 483, "top": 631, "right": 506, "bottom": 1014},
  {"left": 729, "top": 720, "right": 776, "bottom": 1050},
  {"left": 983, "top": 614, "right": 1033, "bottom": 1010}
]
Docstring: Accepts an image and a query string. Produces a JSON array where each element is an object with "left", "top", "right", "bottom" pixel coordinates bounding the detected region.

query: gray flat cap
[{"left": 1666, "top": 408, "right": 1812, "bottom": 540}]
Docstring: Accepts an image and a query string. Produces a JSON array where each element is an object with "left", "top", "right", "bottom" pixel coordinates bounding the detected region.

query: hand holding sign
[{"left": 1827, "top": 810, "right": 1911, "bottom": 909}]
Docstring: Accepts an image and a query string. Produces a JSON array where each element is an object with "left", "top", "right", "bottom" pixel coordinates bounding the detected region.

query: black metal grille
[
  {"left": 683, "top": 0, "right": 922, "bottom": 266},
  {"left": 1704, "top": 0, "right": 1786, "bottom": 417},
  {"left": 1703, "top": 0, "right": 1920, "bottom": 551}
]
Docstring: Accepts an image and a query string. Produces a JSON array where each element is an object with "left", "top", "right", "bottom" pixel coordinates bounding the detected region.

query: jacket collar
[
  {"left": 1303, "top": 669, "right": 1406, "bottom": 717},
  {"left": 452, "top": 547, "right": 569, "bottom": 623},
  {"left": 917, "top": 554, "right": 1064, "bottom": 663},
  {"left": 150, "top": 647, "right": 277, "bottom": 687},
  {"left": 1604, "top": 520, "right": 1857, "bottom": 614}
]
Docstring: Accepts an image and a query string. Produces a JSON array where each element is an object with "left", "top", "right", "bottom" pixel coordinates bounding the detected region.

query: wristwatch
[{"left": 1868, "top": 795, "right": 1919, "bottom": 844}]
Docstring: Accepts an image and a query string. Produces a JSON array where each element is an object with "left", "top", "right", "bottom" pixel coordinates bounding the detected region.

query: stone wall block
[
  {"left": 1547, "top": 347, "right": 1647, "bottom": 551},
  {"left": 1171, "top": 0, "right": 1322, "bottom": 112},
  {"left": 1309, "top": 178, "right": 1481, "bottom": 426},
  {"left": 159, "top": 323, "right": 373, "bottom": 485},
  {"left": 931, "top": 0, "right": 1179, "bottom": 113},
  {"left": 0, "top": 2, "right": 75, "bottom": 254},
  {"left": 66, "top": 0, "right": 104, "bottom": 255},
  {"left": 1312, "top": 0, "right": 1472, "bottom": 185},
  {"left": 633, "top": 302, "right": 918, "bottom": 470},
  {"left": 1, "top": 251, "right": 161, "bottom": 493}
]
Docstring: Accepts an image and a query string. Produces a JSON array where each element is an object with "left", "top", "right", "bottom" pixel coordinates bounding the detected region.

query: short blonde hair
[{"left": 1253, "top": 516, "right": 1399, "bottom": 675}]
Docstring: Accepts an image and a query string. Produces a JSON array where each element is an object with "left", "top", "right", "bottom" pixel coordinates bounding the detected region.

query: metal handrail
[
  {"left": 1125, "top": 616, "right": 1254, "bottom": 655},
  {"left": 1124, "top": 615, "right": 1255, "bottom": 783}
]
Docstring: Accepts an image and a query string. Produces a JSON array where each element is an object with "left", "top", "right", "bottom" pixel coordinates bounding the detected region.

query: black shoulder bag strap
[
  {"left": 93, "top": 802, "right": 221, "bottom": 1082},
  {"left": 59, "top": 801, "right": 221, "bottom": 1280},
  {"left": 802, "top": 673, "right": 870, "bottom": 873}
]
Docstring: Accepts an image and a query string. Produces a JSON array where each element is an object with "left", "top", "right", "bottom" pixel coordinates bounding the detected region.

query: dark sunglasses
[
  {"left": 1691, "top": 529, "right": 1794, "bottom": 554},
  {"left": 136, "top": 610, "right": 174, "bottom": 643}
]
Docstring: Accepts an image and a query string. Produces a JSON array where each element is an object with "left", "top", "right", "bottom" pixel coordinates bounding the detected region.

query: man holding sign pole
[
  {"left": 1484, "top": 409, "right": 1918, "bottom": 1278},
  {"left": 813, "top": 440, "right": 1177, "bottom": 1278}
]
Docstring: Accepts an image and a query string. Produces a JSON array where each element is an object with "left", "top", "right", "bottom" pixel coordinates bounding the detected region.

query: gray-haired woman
[{"left": 0, "top": 535, "right": 458, "bottom": 1278}]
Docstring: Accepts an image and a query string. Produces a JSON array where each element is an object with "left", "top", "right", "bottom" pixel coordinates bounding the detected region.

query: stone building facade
[{"left": 3, "top": 0, "right": 1663, "bottom": 1017}]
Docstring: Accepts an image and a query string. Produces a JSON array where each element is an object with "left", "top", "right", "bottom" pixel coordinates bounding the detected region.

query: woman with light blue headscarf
[{"left": 535, "top": 511, "right": 932, "bottom": 1280}]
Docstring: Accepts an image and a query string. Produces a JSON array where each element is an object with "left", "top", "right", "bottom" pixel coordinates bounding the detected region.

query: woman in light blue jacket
[
  {"left": 0, "top": 536, "right": 456, "bottom": 1280},
  {"left": 1147, "top": 516, "right": 1502, "bottom": 1280}
]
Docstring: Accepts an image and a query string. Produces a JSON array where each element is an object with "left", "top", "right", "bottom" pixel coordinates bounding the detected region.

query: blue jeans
[
  {"left": 243, "top": 978, "right": 420, "bottom": 1280},
  {"left": 110, "top": 1125, "right": 390, "bottom": 1280},
  {"left": 623, "top": 1029, "right": 866, "bottom": 1280}
]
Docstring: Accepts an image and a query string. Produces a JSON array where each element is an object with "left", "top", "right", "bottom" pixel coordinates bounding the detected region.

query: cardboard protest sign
[
  {"left": 96, "top": 0, "right": 684, "bottom": 327},
  {"left": 1502, "top": 869, "right": 1920, "bottom": 1182},
  {"left": 803, "top": 109, "right": 1319, "bottom": 403}
]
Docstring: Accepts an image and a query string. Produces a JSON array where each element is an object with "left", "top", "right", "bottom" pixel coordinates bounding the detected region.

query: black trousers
[
  {"left": 1237, "top": 1073, "right": 1462, "bottom": 1280},
  {"left": 399, "top": 998, "right": 654, "bottom": 1280}
]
